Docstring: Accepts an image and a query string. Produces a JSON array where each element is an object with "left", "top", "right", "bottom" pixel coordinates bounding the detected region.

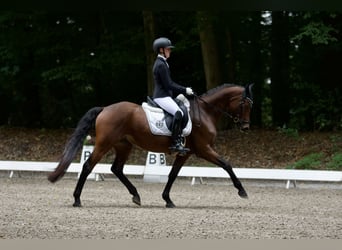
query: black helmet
[{"left": 153, "top": 37, "right": 175, "bottom": 53}]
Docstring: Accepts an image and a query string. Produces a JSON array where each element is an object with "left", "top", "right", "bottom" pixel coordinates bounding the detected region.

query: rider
[{"left": 152, "top": 37, "right": 194, "bottom": 154}]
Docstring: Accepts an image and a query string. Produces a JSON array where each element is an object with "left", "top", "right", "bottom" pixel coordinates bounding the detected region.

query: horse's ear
[{"left": 246, "top": 83, "right": 254, "bottom": 99}]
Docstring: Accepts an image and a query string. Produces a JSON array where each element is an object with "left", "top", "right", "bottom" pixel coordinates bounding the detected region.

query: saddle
[{"left": 142, "top": 94, "right": 192, "bottom": 136}]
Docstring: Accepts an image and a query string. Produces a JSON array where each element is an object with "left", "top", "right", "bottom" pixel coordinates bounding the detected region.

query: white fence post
[{"left": 143, "top": 152, "right": 168, "bottom": 183}]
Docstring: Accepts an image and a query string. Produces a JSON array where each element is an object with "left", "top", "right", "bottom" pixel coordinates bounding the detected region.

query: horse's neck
[
  {"left": 189, "top": 92, "right": 223, "bottom": 126},
  {"left": 199, "top": 87, "right": 242, "bottom": 123},
  {"left": 204, "top": 89, "right": 235, "bottom": 110}
]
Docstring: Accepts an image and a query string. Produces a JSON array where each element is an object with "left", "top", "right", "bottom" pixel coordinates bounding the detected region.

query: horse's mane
[{"left": 201, "top": 83, "right": 240, "bottom": 96}]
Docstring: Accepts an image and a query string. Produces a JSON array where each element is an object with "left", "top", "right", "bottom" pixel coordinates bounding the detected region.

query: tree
[
  {"left": 270, "top": 11, "right": 290, "bottom": 127},
  {"left": 197, "top": 11, "right": 222, "bottom": 90},
  {"left": 1, "top": 11, "right": 341, "bottom": 130},
  {"left": 142, "top": 11, "right": 155, "bottom": 96},
  {"left": 248, "top": 12, "right": 263, "bottom": 127},
  {"left": 289, "top": 11, "right": 342, "bottom": 130}
]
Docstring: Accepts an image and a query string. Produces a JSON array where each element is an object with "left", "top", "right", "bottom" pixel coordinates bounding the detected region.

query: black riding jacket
[{"left": 152, "top": 55, "right": 187, "bottom": 99}]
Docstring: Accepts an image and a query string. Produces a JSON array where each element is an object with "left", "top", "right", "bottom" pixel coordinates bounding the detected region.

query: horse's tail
[{"left": 48, "top": 107, "right": 104, "bottom": 183}]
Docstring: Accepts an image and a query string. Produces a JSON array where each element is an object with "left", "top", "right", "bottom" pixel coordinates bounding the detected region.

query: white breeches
[{"left": 153, "top": 96, "right": 184, "bottom": 116}]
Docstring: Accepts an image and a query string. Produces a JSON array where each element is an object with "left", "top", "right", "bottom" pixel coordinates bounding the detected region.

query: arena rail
[{"left": 0, "top": 160, "right": 341, "bottom": 189}]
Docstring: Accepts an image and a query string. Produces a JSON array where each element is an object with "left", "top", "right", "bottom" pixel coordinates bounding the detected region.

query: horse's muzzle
[{"left": 240, "top": 121, "right": 250, "bottom": 131}]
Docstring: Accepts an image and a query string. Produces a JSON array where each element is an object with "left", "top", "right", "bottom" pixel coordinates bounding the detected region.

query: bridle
[
  {"left": 192, "top": 93, "right": 253, "bottom": 128},
  {"left": 238, "top": 96, "right": 253, "bottom": 126}
]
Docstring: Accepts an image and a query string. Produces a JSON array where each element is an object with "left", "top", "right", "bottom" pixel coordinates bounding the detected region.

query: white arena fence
[
  {"left": 0, "top": 150, "right": 341, "bottom": 189},
  {"left": 1, "top": 162, "right": 341, "bottom": 189}
]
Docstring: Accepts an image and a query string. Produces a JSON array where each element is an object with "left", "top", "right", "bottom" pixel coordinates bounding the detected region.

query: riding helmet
[{"left": 153, "top": 37, "right": 175, "bottom": 53}]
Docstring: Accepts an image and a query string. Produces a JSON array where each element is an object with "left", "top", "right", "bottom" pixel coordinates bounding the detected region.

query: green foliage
[
  {"left": 0, "top": 11, "right": 341, "bottom": 130},
  {"left": 0, "top": 11, "right": 147, "bottom": 127},
  {"left": 290, "top": 82, "right": 342, "bottom": 131},
  {"left": 277, "top": 125, "right": 299, "bottom": 139},
  {"left": 289, "top": 150, "right": 342, "bottom": 170},
  {"left": 288, "top": 153, "right": 323, "bottom": 170},
  {"left": 293, "top": 21, "right": 338, "bottom": 45},
  {"left": 330, "top": 135, "right": 342, "bottom": 153},
  {"left": 327, "top": 153, "right": 342, "bottom": 170}
]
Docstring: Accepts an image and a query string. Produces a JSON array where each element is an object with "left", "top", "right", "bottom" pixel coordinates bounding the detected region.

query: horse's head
[
  {"left": 195, "top": 83, "right": 254, "bottom": 131},
  {"left": 230, "top": 83, "right": 254, "bottom": 131}
]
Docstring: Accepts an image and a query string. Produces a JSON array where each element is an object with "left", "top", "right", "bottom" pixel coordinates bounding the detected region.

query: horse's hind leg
[
  {"left": 111, "top": 141, "right": 141, "bottom": 206},
  {"left": 73, "top": 146, "right": 108, "bottom": 207}
]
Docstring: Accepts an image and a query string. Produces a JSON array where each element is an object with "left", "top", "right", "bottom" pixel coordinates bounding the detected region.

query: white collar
[
  {"left": 157, "top": 54, "right": 167, "bottom": 61},
  {"left": 157, "top": 54, "right": 169, "bottom": 67}
]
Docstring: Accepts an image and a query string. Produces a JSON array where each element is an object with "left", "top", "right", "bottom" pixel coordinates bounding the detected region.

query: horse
[{"left": 48, "top": 83, "right": 254, "bottom": 208}]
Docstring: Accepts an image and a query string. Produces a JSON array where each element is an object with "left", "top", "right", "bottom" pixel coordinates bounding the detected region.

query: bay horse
[{"left": 48, "top": 83, "right": 254, "bottom": 208}]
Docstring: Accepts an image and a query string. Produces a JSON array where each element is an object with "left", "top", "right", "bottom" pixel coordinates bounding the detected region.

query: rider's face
[{"left": 163, "top": 48, "right": 171, "bottom": 58}]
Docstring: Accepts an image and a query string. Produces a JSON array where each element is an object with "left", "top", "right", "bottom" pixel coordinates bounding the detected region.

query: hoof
[
  {"left": 73, "top": 202, "right": 82, "bottom": 207},
  {"left": 166, "top": 202, "right": 176, "bottom": 208},
  {"left": 47, "top": 174, "right": 58, "bottom": 183},
  {"left": 238, "top": 189, "right": 248, "bottom": 199},
  {"left": 132, "top": 195, "right": 141, "bottom": 206}
]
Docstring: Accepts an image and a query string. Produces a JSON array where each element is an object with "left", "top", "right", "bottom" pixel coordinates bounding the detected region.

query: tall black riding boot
[{"left": 169, "top": 111, "right": 190, "bottom": 154}]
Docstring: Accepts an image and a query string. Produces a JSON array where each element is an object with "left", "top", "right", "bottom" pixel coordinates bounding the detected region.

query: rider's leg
[
  {"left": 169, "top": 110, "right": 189, "bottom": 153},
  {"left": 153, "top": 97, "right": 189, "bottom": 153},
  {"left": 153, "top": 96, "right": 183, "bottom": 116}
]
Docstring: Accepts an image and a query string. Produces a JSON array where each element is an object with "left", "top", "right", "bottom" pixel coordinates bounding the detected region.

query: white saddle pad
[{"left": 142, "top": 94, "right": 192, "bottom": 136}]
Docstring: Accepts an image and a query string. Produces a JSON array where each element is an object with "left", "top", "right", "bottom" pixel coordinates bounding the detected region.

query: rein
[{"left": 192, "top": 93, "right": 253, "bottom": 127}]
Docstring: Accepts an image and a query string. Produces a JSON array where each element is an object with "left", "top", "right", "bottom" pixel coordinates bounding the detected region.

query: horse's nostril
[{"left": 241, "top": 124, "right": 250, "bottom": 131}]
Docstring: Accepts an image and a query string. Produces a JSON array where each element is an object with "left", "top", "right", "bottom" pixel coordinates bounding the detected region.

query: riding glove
[{"left": 186, "top": 87, "right": 194, "bottom": 96}]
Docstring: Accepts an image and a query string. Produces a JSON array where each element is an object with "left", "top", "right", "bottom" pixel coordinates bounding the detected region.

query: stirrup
[
  {"left": 169, "top": 147, "right": 190, "bottom": 156},
  {"left": 169, "top": 141, "right": 190, "bottom": 155}
]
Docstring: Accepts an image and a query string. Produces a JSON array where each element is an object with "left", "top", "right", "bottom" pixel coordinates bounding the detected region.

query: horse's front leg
[
  {"left": 111, "top": 141, "right": 141, "bottom": 206},
  {"left": 217, "top": 157, "right": 248, "bottom": 198},
  {"left": 200, "top": 146, "right": 248, "bottom": 198},
  {"left": 162, "top": 154, "right": 190, "bottom": 208}
]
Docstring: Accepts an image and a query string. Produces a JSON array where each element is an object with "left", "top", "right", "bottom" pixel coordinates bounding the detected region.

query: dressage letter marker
[
  {"left": 83, "top": 150, "right": 92, "bottom": 161},
  {"left": 143, "top": 152, "right": 168, "bottom": 183},
  {"left": 148, "top": 153, "right": 166, "bottom": 165}
]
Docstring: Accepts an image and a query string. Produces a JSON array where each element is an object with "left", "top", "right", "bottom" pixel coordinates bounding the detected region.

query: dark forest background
[{"left": 0, "top": 11, "right": 341, "bottom": 131}]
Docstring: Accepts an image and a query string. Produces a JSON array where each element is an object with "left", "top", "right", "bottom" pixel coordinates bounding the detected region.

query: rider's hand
[{"left": 186, "top": 87, "right": 194, "bottom": 96}]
